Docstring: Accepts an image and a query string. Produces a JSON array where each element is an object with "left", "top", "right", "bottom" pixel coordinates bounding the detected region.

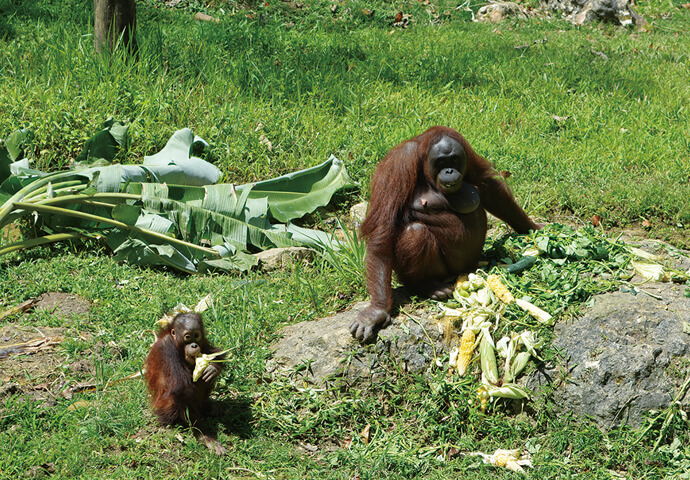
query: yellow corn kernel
[
  {"left": 486, "top": 274, "right": 515, "bottom": 304},
  {"left": 493, "top": 451, "right": 511, "bottom": 467},
  {"left": 455, "top": 274, "right": 470, "bottom": 290},
  {"left": 456, "top": 328, "right": 476, "bottom": 376},
  {"left": 477, "top": 385, "right": 490, "bottom": 413},
  {"left": 490, "top": 449, "right": 527, "bottom": 473}
]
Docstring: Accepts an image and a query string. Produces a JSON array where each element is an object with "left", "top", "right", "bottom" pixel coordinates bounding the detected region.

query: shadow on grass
[
  {"left": 207, "top": 395, "right": 254, "bottom": 441},
  {"left": 0, "top": 0, "right": 91, "bottom": 28}
]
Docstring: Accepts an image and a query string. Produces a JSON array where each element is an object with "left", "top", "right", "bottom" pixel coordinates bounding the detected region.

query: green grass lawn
[{"left": 1, "top": 0, "right": 689, "bottom": 478}]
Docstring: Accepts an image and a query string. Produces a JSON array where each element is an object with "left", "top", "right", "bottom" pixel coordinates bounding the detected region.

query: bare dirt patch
[
  {"left": 0, "top": 293, "right": 94, "bottom": 404},
  {"left": 34, "top": 291, "right": 91, "bottom": 319}
]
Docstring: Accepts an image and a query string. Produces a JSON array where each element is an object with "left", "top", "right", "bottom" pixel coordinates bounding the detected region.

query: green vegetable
[{"left": 505, "top": 255, "right": 537, "bottom": 274}]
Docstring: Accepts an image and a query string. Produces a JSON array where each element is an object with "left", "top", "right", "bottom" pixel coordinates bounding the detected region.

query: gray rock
[
  {"left": 267, "top": 302, "right": 444, "bottom": 386},
  {"left": 529, "top": 281, "right": 690, "bottom": 429},
  {"left": 350, "top": 202, "right": 368, "bottom": 227},
  {"left": 540, "top": 0, "right": 647, "bottom": 26},
  {"left": 255, "top": 247, "right": 314, "bottom": 272},
  {"left": 476, "top": 2, "right": 529, "bottom": 22}
]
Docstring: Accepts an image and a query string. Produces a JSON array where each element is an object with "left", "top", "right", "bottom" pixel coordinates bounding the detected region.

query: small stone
[{"left": 255, "top": 247, "right": 314, "bottom": 272}]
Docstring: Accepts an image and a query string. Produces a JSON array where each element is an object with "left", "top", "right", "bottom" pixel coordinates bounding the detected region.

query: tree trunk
[{"left": 94, "top": 0, "right": 137, "bottom": 55}]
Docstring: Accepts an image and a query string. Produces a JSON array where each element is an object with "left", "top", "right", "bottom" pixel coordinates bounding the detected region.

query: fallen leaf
[
  {"left": 259, "top": 134, "right": 273, "bottom": 151},
  {"left": 360, "top": 424, "right": 371, "bottom": 444},
  {"left": 0, "top": 299, "right": 36, "bottom": 320},
  {"left": 642, "top": 219, "right": 652, "bottom": 228},
  {"left": 551, "top": 114, "right": 571, "bottom": 122},
  {"left": 591, "top": 214, "right": 601, "bottom": 227},
  {"left": 67, "top": 400, "right": 91, "bottom": 411}
]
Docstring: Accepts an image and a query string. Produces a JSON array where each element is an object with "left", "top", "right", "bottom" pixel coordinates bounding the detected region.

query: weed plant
[{"left": 1, "top": 0, "right": 689, "bottom": 478}]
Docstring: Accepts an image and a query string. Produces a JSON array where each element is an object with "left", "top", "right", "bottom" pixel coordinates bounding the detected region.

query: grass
[{"left": 1, "top": 0, "right": 690, "bottom": 478}]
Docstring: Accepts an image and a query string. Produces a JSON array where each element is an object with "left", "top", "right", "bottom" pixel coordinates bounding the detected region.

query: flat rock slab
[
  {"left": 267, "top": 302, "right": 444, "bottom": 386},
  {"left": 268, "top": 241, "right": 690, "bottom": 429},
  {"left": 529, "top": 280, "right": 690, "bottom": 429}
]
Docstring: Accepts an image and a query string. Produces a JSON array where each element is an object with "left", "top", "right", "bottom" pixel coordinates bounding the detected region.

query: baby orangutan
[{"left": 144, "top": 312, "right": 226, "bottom": 455}]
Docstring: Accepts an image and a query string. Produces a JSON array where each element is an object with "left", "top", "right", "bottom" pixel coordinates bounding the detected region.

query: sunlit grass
[{"left": 1, "top": 0, "right": 689, "bottom": 478}]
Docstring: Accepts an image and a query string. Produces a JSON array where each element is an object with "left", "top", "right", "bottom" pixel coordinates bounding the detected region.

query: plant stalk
[
  {"left": 23, "top": 180, "right": 86, "bottom": 200},
  {"left": 34, "top": 192, "right": 141, "bottom": 206},
  {"left": 12, "top": 201, "right": 221, "bottom": 258},
  {"left": 0, "top": 171, "right": 87, "bottom": 221},
  {"left": 0, "top": 232, "right": 85, "bottom": 256}
]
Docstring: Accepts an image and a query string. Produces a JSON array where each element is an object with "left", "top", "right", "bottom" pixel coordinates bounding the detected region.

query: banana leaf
[
  {"left": 74, "top": 118, "right": 129, "bottom": 166},
  {"left": 239, "top": 155, "right": 354, "bottom": 222},
  {"left": 0, "top": 128, "right": 33, "bottom": 198},
  {"left": 0, "top": 123, "right": 355, "bottom": 274}
]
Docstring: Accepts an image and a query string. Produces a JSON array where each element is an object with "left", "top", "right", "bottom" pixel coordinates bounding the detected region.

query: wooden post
[{"left": 94, "top": 0, "right": 137, "bottom": 54}]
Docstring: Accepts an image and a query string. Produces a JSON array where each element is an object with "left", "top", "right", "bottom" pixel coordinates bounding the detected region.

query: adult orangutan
[
  {"left": 351, "top": 126, "right": 541, "bottom": 342},
  {"left": 144, "top": 312, "right": 227, "bottom": 454}
]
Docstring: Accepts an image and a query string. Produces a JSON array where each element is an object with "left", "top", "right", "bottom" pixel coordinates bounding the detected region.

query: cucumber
[{"left": 505, "top": 255, "right": 537, "bottom": 274}]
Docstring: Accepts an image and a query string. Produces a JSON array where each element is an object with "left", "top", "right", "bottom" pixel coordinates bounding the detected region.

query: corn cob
[
  {"left": 486, "top": 274, "right": 515, "bottom": 304},
  {"left": 514, "top": 298, "right": 553, "bottom": 325},
  {"left": 477, "top": 385, "right": 490, "bottom": 412},
  {"left": 470, "top": 448, "right": 532, "bottom": 474},
  {"left": 491, "top": 449, "right": 527, "bottom": 473},
  {"left": 455, "top": 328, "right": 476, "bottom": 376},
  {"left": 492, "top": 451, "right": 512, "bottom": 467}
]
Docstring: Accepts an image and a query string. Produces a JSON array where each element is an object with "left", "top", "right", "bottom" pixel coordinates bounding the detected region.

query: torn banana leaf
[{"left": 0, "top": 122, "right": 355, "bottom": 273}]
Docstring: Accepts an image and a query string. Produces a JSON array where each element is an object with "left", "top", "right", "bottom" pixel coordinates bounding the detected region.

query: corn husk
[
  {"left": 507, "top": 352, "right": 531, "bottom": 382},
  {"left": 519, "top": 331, "right": 544, "bottom": 358},
  {"left": 468, "top": 273, "right": 484, "bottom": 290},
  {"left": 631, "top": 260, "right": 669, "bottom": 282},
  {"left": 437, "top": 304, "right": 464, "bottom": 320},
  {"left": 480, "top": 334, "right": 499, "bottom": 385},
  {"left": 469, "top": 448, "right": 533, "bottom": 474},
  {"left": 154, "top": 295, "right": 213, "bottom": 329},
  {"left": 628, "top": 246, "right": 663, "bottom": 262},
  {"left": 486, "top": 383, "right": 529, "bottom": 400},
  {"left": 192, "top": 350, "right": 230, "bottom": 382},
  {"left": 475, "top": 287, "right": 493, "bottom": 307},
  {"left": 155, "top": 302, "right": 192, "bottom": 328},
  {"left": 194, "top": 294, "right": 213, "bottom": 313}
]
